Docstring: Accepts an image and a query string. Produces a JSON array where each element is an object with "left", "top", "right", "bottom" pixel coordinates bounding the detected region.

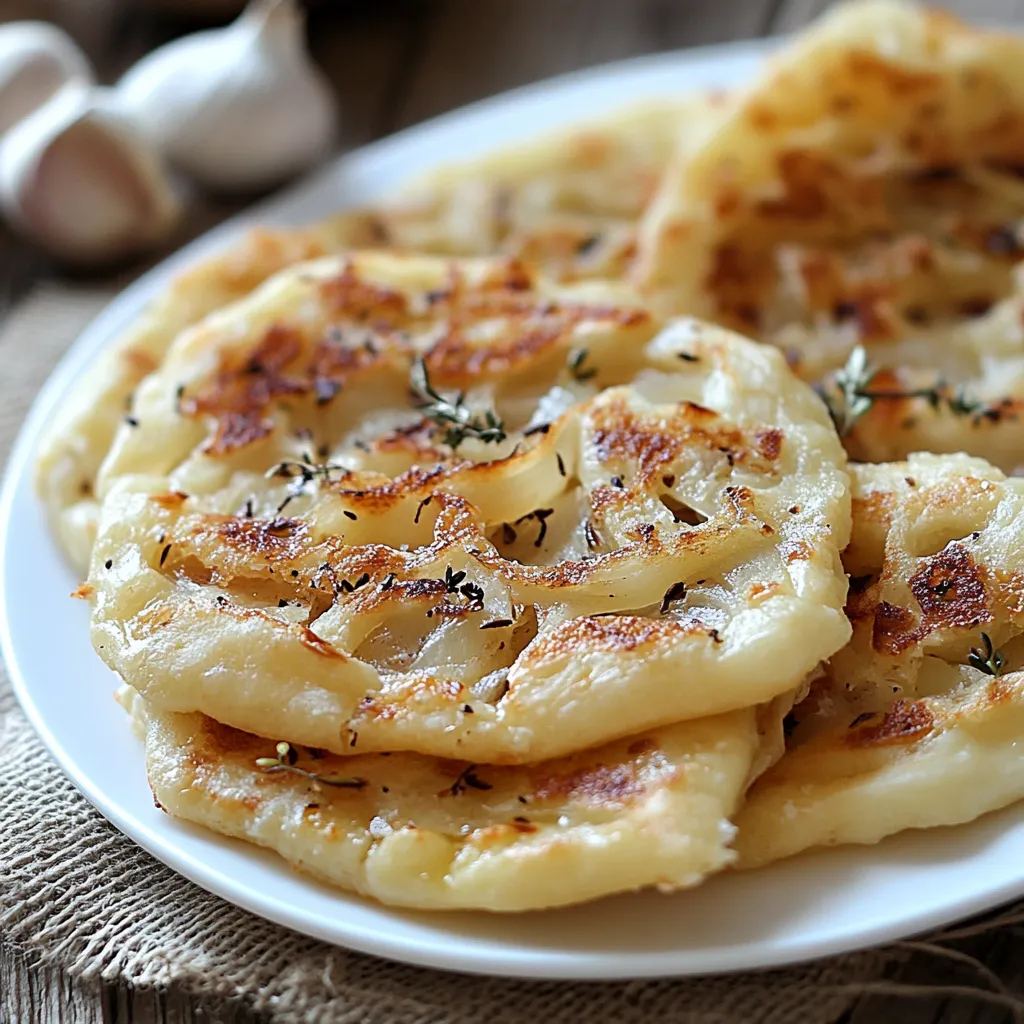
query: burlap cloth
[{"left": 2, "top": 288, "right": 1024, "bottom": 1023}]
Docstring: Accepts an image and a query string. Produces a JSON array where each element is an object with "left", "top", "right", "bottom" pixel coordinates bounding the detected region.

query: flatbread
[
  {"left": 734, "top": 453, "right": 1024, "bottom": 868},
  {"left": 635, "top": 0, "right": 1024, "bottom": 470},
  {"left": 38, "top": 222, "right": 370, "bottom": 572},
  {"left": 37, "top": 98, "right": 721, "bottom": 572},
  {"left": 130, "top": 688, "right": 766, "bottom": 911},
  {"left": 82, "top": 252, "right": 851, "bottom": 763},
  {"left": 382, "top": 97, "right": 723, "bottom": 280}
]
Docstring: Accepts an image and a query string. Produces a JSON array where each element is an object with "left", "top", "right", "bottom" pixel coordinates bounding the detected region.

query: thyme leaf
[
  {"left": 567, "top": 348, "right": 598, "bottom": 382},
  {"left": 444, "top": 566, "right": 467, "bottom": 593},
  {"left": 339, "top": 572, "right": 370, "bottom": 595},
  {"left": 515, "top": 507, "right": 554, "bottom": 547},
  {"left": 660, "top": 581, "right": 688, "bottom": 614},
  {"left": 968, "top": 632, "right": 1007, "bottom": 677},
  {"left": 447, "top": 764, "right": 493, "bottom": 796},
  {"left": 946, "top": 385, "right": 997, "bottom": 421}
]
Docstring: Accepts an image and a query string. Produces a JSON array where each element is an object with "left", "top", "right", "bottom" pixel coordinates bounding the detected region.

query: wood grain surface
[{"left": 1, "top": 1, "right": 1023, "bottom": 1022}]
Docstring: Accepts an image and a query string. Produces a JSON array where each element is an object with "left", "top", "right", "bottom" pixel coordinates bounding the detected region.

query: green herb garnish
[
  {"left": 514, "top": 507, "right": 554, "bottom": 547},
  {"left": 567, "top": 348, "right": 597, "bottom": 382},
  {"left": 410, "top": 358, "right": 506, "bottom": 448},
  {"left": 820, "top": 346, "right": 996, "bottom": 436},
  {"left": 447, "top": 764, "right": 493, "bottom": 796},
  {"left": 266, "top": 456, "right": 348, "bottom": 512},
  {"left": 968, "top": 632, "right": 1006, "bottom": 677},
  {"left": 660, "top": 581, "right": 688, "bottom": 614},
  {"left": 444, "top": 566, "right": 467, "bottom": 592},
  {"left": 255, "top": 741, "right": 367, "bottom": 789}
]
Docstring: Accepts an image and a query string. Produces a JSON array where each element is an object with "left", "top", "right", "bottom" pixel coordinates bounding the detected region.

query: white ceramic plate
[{"left": 4, "top": 37, "right": 1024, "bottom": 981}]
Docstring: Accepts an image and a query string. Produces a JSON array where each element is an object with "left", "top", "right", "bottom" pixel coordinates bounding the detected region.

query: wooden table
[{"left": 3, "top": 0, "right": 1024, "bottom": 1021}]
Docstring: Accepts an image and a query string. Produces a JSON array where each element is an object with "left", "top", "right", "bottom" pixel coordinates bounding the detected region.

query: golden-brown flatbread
[
  {"left": 82, "top": 252, "right": 851, "bottom": 764},
  {"left": 131, "top": 688, "right": 770, "bottom": 911},
  {"left": 636, "top": 0, "right": 1024, "bottom": 470},
  {"left": 37, "top": 98, "right": 722, "bottom": 571},
  {"left": 382, "top": 97, "right": 722, "bottom": 280},
  {"left": 735, "top": 453, "right": 1024, "bottom": 867}
]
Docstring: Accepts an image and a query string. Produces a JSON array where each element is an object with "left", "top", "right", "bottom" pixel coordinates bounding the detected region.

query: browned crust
[
  {"left": 177, "top": 258, "right": 653, "bottom": 455},
  {"left": 529, "top": 761, "right": 651, "bottom": 805},
  {"left": 522, "top": 615, "right": 692, "bottom": 661},
  {"left": 845, "top": 699, "right": 936, "bottom": 747}
]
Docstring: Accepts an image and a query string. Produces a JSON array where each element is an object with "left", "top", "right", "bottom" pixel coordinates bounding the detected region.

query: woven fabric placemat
[{"left": 1, "top": 287, "right": 1023, "bottom": 1023}]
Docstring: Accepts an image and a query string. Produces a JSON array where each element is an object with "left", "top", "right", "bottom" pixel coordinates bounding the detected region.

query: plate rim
[{"left": 4, "top": 33, "right": 1024, "bottom": 981}]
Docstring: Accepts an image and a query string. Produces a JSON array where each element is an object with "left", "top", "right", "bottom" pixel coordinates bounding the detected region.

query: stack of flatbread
[{"left": 34, "top": 0, "right": 1024, "bottom": 912}]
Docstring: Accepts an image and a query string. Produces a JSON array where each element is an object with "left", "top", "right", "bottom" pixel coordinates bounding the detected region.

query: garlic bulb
[
  {"left": 116, "top": 0, "right": 337, "bottom": 193},
  {"left": 0, "top": 22, "right": 93, "bottom": 136},
  {"left": 0, "top": 83, "right": 181, "bottom": 265}
]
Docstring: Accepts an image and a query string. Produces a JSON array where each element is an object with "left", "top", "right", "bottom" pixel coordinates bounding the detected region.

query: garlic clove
[
  {"left": 116, "top": 0, "right": 338, "bottom": 194},
  {"left": 0, "top": 21, "right": 94, "bottom": 136},
  {"left": 0, "top": 83, "right": 181, "bottom": 265}
]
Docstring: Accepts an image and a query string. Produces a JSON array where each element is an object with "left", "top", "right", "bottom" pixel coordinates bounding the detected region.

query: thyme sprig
[
  {"left": 266, "top": 455, "right": 348, "bottom": 512},
  {"left": 255, "top": 742, "right": 367, "bottom": 789},
  {"left": 968, "top": 632, "right": 1007, "bottom": 677},
  {"left": 266, "top": 456, "right": 347, "bottom": 485},
  {"left": 824, "top": 346, "right": 874, "bottom": 435},
  {"left": 819, "top": 346, "right": 997, "bottom": 436},
  {"left": 410, "top": 358, "right": 506, "bottom": 448}
]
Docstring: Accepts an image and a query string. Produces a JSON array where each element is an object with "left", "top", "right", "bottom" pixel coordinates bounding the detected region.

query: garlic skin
[
  {"left": 0, "top": 83, "right": 181, "bottom": 265},
  {"left": 116, "top": 0, "right": 337, "bottom": 193},
  {"left": 0, "top": 22, "right": 93, "bottom": 136}
]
